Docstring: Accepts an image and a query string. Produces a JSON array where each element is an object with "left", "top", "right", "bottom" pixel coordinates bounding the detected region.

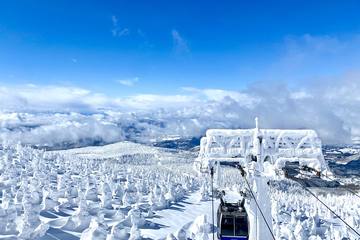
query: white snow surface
[
  {"left": 0, "top": 142, "right": 359, "bottom": 239},
  {"left": 55, "top": 141, "right": 195, "bottom": 164}
]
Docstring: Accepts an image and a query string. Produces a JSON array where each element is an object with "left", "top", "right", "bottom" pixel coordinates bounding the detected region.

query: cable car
[{"left": 217, "top": 198, "right": 249, "bottom": 240}]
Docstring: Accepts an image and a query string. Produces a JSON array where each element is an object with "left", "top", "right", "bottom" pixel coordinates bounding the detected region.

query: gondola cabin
[{"left": 217, "top": 199, "right": 249, "bottom": 240}]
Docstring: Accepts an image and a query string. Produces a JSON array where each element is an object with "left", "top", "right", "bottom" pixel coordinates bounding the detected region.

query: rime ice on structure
[
  {"left": 195, "top": 118, "right": 332, "bottom": 240},
  {"left": 195, "top": 117, "right": 330, "bottom": 175}
]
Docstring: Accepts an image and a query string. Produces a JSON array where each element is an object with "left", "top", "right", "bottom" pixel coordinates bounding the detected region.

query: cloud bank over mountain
[{"left": 1, "top": 72, "right": 360, "bottom": 148}]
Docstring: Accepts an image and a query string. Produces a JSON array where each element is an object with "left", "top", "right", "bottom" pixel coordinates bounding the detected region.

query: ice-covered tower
[
  {"left": 194, "top": 118, "right": 330, "bottom": 175},
  {"left": 253, "top": 117, "right": 264, "bottom": 172},
  {"left": 249, "top": 118, "right": 273, "bottom": 239},
  {"left": 194, "top": 117, "right": 333, "bottom": 240}
]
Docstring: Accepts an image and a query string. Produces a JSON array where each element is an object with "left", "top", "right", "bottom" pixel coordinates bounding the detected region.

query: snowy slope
[
  {"left": 0, "top": 142, "right": 360, "bottom": 239},
  {"left": 54, "top": 141, "right": 196, "bottom": 164}
]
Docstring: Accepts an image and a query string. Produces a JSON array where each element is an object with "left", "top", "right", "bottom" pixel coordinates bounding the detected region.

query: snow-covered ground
[
  {"left": 55, "top": 141, "right": 196, "bottom": 165},
  {"left": 271, "top": 180, "right": 360, "bottom": 239},
  {"left": 0, "top": 142, "right": 359, "bottom": 239}
]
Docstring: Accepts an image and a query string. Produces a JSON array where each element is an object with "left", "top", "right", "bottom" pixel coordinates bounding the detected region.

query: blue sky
[{"left": 1, "top": 0, "right": 360, "bottom": 97}]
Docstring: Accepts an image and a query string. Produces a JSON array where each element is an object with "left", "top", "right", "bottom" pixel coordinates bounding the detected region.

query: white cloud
[
  {"left": 111, "top": 15, "right": 118, "bottom": 27},
  {"left": 111, "top": 15, "right": 129, "bottom": 37},
  {"left": 3, "top": 33, "right": 360, "bottom": 147},
  {"left": 171, "top": 29, "right": 189, "bottom": 54},
  {"left": 182, "top": 87, "right": 259, "bottom": 108},
  {"left": 137, "top": 29, "right": 145, "bottom": 38},
  {"left": 266, "top": 33, "right": 360, "bottom": 82},
  {"left": 0, "top": 112, "right": 124, "bottom": 148},
  {"left": 2, "top": 75, "right": 360, "bottom": 146},
  {"left": 0, "top": 85, "right": 115, "bottom": 112},
  {"left": 117, "top": 77, "right": 139, "bottom": 87},
  {"left": 290, "top": 90, "right": 313, "bottom": 100},
  {"left": 114, "top": 28, "right": 129, "bottom": 37},
  {"left": 116, "top": 93, "right": 199, "bottom": 110}
]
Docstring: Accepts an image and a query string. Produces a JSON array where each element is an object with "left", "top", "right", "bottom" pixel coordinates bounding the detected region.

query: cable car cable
[
  {"left": 292, "top": 164, "right": 360, "bottom": 200},
  {"left": 302, "top": 185, "right": 360, "bottom": 237},
  {"left": 237, "top": 165, "right": 276, "bottom": 240},
  {"left": 242, "top": 176, "right": 275, "bottom": 240},
  {"left": 292, "top": 168, "right": 360, "bottom": 200},
  {"left": 323, "top": 174, "right": 360, "bottom": 199},
  {"left": 290, "top": 169, "right": 360, "bottom": 237},
  {"left": 210, "top": 167, "right": 215, "bottom": 240}
]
